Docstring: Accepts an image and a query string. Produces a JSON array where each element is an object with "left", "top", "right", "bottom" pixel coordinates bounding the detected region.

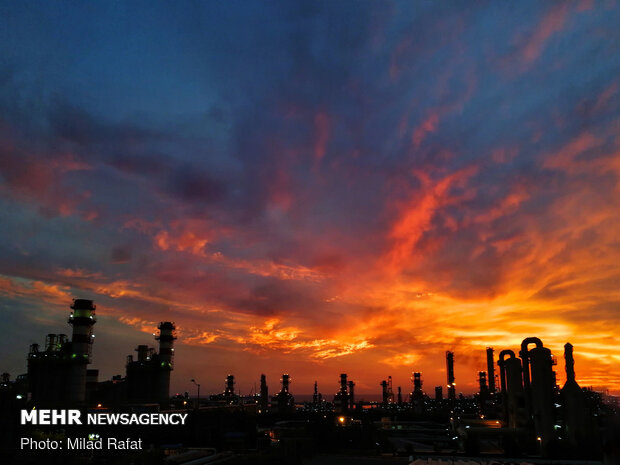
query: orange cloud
[
  {"left": 386, "top": 166, "right": 477, "bottom": 271},
  {"left": 411, "top": 113, "right": 439, "bottom": 149},
  {"left": 520, "top": 3, "right": 570, "bottom": 66}
]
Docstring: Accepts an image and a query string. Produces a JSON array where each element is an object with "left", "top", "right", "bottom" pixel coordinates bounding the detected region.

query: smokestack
[
  {"left": 348, "top": 380, "right": 355, "bottom": 408},
  {"left": 260, "top": 374, "right": 268, "bottom": 411},
  {"left": 435, "top": 386, "right": 443, "bottom": 401},
  {"left": 45, "top": 334, "right": 57, "bottom": 352},
  {"left": 486, "top": 347, "right": 496, "bottom": 393},
  {"left": 564, "top": 343, "right": 576, "bottom": 383},
  {"left": 520, "top": 336, "right": 543, "bottom": 390},
  {"left": 446, "top": 351, "right": 456, "bottom": 400},
  {"left": 136, "top": 345, "right": 149, "bottom": 362},
  {"left": 156, "top": 321, "right": 176, "bottom": 405},
  {"left": 68, "top": 299, "right": 96, "bottom": 404}
]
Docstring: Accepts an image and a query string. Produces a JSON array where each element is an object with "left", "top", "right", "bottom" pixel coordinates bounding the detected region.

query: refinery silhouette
[{"left": 1, "top": 299, "right": 618, "bottom": 465}]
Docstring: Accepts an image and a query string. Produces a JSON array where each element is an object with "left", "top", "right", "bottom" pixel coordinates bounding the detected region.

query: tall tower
[
  {"left": 156, "top": 321, "right": 176, "bottom": 405},
  {"left": 562, "top": 343, "right": 586, "bottom": 447},
  {"left": 486, "top": 347, "right": 496, "bottom": 393},
  {"left": 380, "top": 380, "right": 389, "bottom": 405},
  {"left": 68, "top": 299, "right": 96, "bottom": 404},
  {"left": 411, "top": 372, "right": 424, "bottom": 413},
  {"left": 273, "top": 373, "right": 294, "bottom": 412},
  {"left": 478, "top": 371, "right": 488, "bottom": 394},
  {"left": 313, "top": 381, "right": 319, "bottom": 405},
  {"left": 224, "top": 374, "right": 236, "bottom": 402},
  {"left": 527, "top": 340, "right": 555, "bottom": 450},
  {"left": 347, "top": 380, "right": 355, "bottom": 409},
  {"left": 446, "top": 351, "right": 456, "bottom": 401},
  {"left": 260, "top": 374, "right": 269, "bottom": 411},
  {"left": 412, "top": 372, "right": 423, "bottom": 395},
  {"left": 334, "top": 373, "right": 349, "bottom": 412}
]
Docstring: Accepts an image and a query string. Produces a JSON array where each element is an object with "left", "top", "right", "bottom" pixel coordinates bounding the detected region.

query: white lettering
[{"left": 21, "top": 410, "right": 37, "bottom": 425}]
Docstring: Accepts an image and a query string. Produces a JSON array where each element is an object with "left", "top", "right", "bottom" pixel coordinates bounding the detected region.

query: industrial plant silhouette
[{"left": 1, "top": 299, "right": 618, "bottom": 465}]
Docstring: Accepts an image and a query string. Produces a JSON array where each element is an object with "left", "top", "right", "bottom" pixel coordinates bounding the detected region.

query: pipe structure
[
  {"left": 520, "top": 336, "right": 543, "bottom": 390},
  {"left": 498, "top": 350, "right": 515, "bottom": 394},
  {"left": 498, "top": 350, "right": 526, "bottom": 428},
  {"left": 529, "top": 342, "right": 555, "bottom": 450},
  {"left": 486, "top": 347, "right": 496, "bottom": 393},
  {"left": 498, "top": 350, "right": 515, "bottom": 423},
  {"left": 519, "top": 337, "right": 545, "bottom": 442}
]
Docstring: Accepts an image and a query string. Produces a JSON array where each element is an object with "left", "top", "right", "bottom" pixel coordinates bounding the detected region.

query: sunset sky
[{"left": 0, "top": 1, "right": 619, "bottom": 398}]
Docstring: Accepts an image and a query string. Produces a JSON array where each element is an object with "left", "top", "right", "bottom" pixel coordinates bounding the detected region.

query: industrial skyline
[
  {"left": 0, "top": 0, "right": 619, "bottom": 399},
  {"left": 2, "top": 298, "right": 616, "bottom": 461},
  {"left": 3, "top": 298, "right": 616, "bottom": 407}
]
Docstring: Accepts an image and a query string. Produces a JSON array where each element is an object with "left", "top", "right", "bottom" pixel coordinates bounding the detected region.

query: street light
[{"left": 191, "top": 378, "right": 200, "bottom": 409}]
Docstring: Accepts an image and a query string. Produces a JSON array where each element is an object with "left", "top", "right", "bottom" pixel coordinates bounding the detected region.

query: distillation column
[
  {"left": 499, "top": 349, "right": 525, "bottom": 428},
  {"left": 561, "top": 342, "right": 586, "bottom": 447},
  {"left": 521, "top": 337, "right": 555, "bottom": 450}
]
